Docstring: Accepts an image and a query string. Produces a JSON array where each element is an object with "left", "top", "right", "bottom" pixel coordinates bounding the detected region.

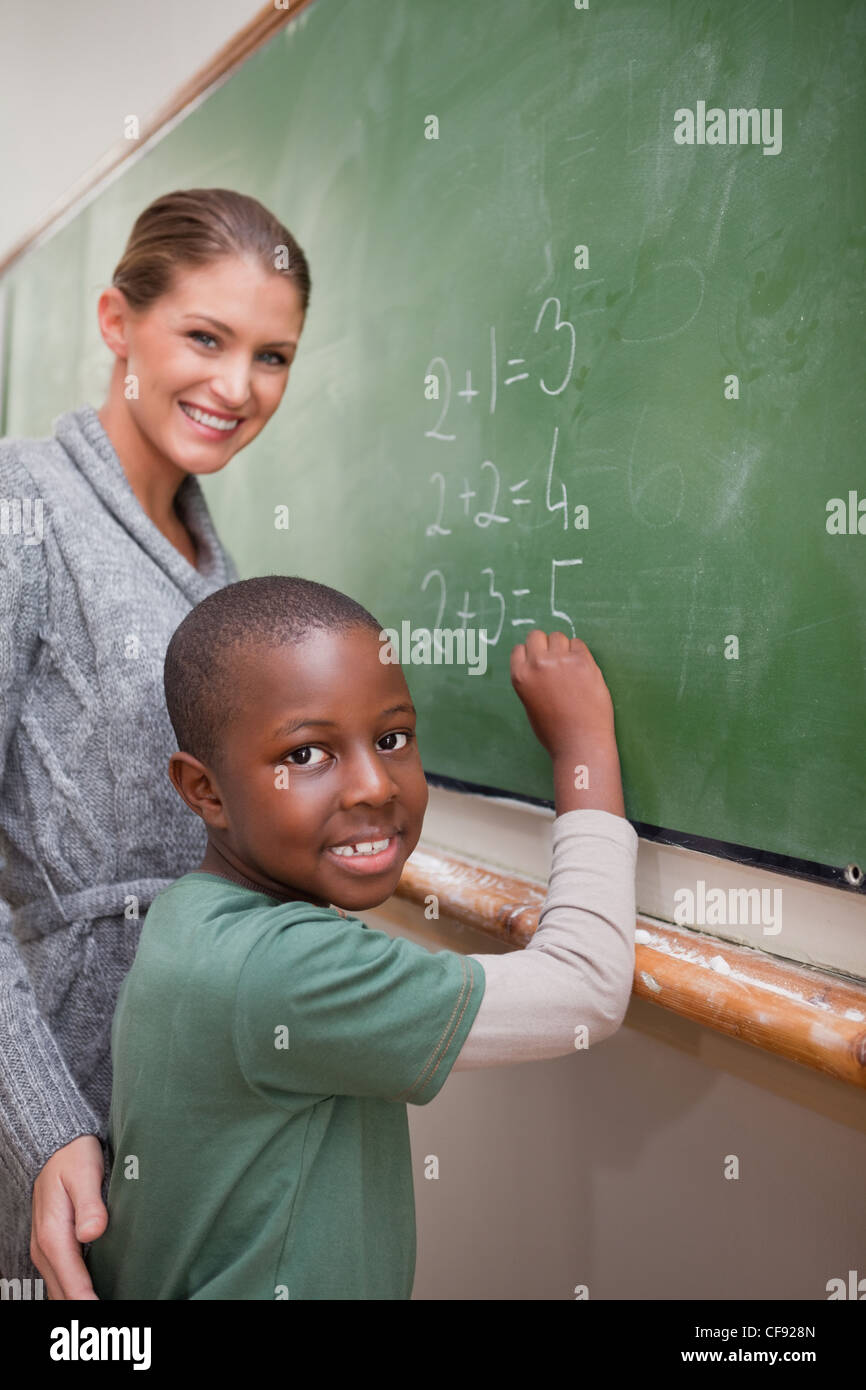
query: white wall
[{"left": 0, "top": 0, "right": 264, "bottom": 262}]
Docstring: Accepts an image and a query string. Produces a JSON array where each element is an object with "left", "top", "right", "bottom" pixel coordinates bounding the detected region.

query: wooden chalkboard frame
[{"left": 398, "top": 838, "right": 866, "bottom": 1088}]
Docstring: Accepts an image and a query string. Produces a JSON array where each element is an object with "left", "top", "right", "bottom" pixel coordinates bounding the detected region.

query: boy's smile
[{"left": 170, "top": 625, "right": 429, "bottom": 913}]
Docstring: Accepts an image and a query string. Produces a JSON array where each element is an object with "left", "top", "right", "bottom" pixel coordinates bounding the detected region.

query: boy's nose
[{"left": 339, "top": 750, "right": 399, "bottom": 806}]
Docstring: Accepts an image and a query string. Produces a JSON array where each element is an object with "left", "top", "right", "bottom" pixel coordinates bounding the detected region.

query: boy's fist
[{"left": 510, "top": 630, "right": 616, "bottom": 759}]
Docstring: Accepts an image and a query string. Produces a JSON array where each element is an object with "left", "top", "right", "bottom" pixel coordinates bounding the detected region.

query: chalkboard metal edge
[{"left": 423, "top": 771, "right": 865, "bottom": 896}]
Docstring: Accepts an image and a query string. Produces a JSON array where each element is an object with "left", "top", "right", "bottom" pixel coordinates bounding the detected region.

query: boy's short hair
[{"left": 164, "top": 574, "right": 383, "bottom": 770}]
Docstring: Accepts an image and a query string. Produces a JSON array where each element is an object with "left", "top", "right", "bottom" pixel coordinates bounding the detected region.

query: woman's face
[{"left": 107, "top": 254, "right": 306, "bottom": 476}]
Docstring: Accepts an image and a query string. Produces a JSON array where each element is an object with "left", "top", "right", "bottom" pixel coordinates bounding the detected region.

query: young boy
[{"left": 86, "top": 574, "right": 637, "bottom": 1300}]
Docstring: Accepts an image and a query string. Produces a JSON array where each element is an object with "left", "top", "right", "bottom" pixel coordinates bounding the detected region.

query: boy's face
[{"left": 180, "top": 625, "right": 429, "bottom": 913}]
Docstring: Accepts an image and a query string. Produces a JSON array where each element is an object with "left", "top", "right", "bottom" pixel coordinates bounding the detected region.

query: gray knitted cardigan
[{"left": 0, "top": 403, "right": 238, "bottom": 1277}]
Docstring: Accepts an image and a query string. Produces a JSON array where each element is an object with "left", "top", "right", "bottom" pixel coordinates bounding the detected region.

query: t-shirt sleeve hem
[{"left": 388, "top": 953, "right": 486, "bottom": 1106}]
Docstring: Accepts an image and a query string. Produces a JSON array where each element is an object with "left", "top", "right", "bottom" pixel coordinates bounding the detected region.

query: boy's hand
[
  {"left": 510, "top": 629, "right": 614, "bottom": 756},
  {"left": 30, "top": 1135, "right": 107, "bottom": 1300},
  {"left": 510, "top": 629, "right": 626, "bottom": 819}
]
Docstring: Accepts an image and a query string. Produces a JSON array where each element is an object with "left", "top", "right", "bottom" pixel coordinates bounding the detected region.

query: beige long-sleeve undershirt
[{"left": 452, "top": 808, "right": 639, "bottom": 1069}]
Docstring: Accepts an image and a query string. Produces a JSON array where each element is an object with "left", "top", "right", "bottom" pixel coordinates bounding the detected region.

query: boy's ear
[{"left": 168, "top": 751, "right": 228, "bottom": 828}]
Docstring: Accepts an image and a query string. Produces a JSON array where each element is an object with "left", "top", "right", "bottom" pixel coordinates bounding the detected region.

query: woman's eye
[
  {"left": 378, "top": 731, "right": 411, "bottom": 752},
  {"left": 287, "top": 745, "right": 328, "bottom": 766},
  {"left": 188, "top": 331, "right": 286, "bottom": 367}
]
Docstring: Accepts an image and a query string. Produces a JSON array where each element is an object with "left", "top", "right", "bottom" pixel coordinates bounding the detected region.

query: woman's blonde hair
[{"left": 109, "top": 188, "right": 311, "bottom": 313}]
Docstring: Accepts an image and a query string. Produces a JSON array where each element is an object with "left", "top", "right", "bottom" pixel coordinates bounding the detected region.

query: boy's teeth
[
  {"left": 331, "top": 838, "right": 391, "bottom": 857},
  {"left": 180, "top": 402, "right": 239, "bottom": 431}
]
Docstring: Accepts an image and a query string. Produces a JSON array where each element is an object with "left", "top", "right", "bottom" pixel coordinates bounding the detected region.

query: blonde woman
[{"left": 0, "top": 188, "right": 310, "bottom": 1298}]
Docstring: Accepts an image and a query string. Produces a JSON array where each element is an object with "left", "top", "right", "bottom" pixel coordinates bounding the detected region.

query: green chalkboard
[{"left": 3, "top": 0, "right": 865, "bottom": 886}]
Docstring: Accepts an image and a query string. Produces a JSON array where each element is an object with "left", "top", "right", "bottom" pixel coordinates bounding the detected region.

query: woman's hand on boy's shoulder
[{"left": 31, "top": 1134, "right": 107, "bottom": 1300}]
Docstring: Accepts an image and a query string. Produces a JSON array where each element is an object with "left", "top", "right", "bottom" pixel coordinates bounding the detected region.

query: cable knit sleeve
[{"left": 0, "top": 453, "right": 103, "bottom": 1200}]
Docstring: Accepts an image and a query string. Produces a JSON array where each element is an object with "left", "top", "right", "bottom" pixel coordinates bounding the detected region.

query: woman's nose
[{"left": 210, "top": 362, "right": 252, "bottom": 408}]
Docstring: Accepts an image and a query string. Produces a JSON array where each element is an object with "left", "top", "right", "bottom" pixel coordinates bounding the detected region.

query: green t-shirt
[{"left": 86, "top": 871, "right": 486, "bottom": 1300}]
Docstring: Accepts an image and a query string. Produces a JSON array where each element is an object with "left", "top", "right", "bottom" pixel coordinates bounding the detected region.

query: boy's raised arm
[{"left": 451, "top": 630, "right": 637, "bottom": 1070}]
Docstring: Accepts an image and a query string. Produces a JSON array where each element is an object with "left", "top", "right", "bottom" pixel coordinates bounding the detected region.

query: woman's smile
[{"left": 178, "top": 399, "right": 243, "bottom": 439}]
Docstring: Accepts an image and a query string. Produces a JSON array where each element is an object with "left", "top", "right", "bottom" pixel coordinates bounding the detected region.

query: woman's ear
[
  {"left": 96, "top": 286, "right": 134, "bottom": 359},
  {"left": 168, "top": 751, "right": 228, "bottom": 828}
]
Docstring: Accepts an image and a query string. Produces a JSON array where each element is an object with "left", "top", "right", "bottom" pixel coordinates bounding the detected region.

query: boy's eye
[
  {"left": 378, "top": 731, "right": 410, "bottom": 751},
  {"left": 285, "top": 732, "right": 412, "bottom": 765},
  {"left": 287, "top": 745, "right": 328, "bottom": 766}
]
